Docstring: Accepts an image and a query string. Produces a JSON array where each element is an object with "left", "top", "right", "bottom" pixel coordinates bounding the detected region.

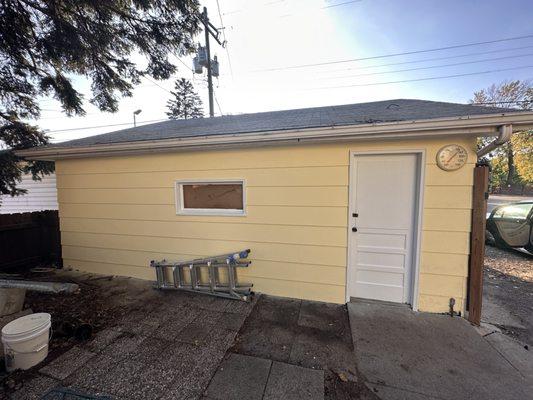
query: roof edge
[{"left": 17, "top": 110, "right": 533, "bottom": 160}]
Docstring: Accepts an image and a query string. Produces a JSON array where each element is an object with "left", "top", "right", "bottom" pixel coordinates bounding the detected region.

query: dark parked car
[{"left": 486, "top": 201, "right": 533, "bottom": 254}]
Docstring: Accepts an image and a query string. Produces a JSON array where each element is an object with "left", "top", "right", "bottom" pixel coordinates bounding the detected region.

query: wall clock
[{"left": 436, "top": 144, "right": 468, "bottom": 171}]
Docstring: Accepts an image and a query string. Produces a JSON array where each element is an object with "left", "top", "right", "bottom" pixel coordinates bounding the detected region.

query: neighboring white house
[{"left": 0, "top": 173, "right": 58, "bottom": 214}]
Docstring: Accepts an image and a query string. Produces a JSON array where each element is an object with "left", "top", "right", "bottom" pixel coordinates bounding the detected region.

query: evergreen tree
[
  {"left": 0, "top": 0, "right": 201, "bottom": 196},
  {"left": 166, "top": 78, "right": 204, "bottom": 119}
]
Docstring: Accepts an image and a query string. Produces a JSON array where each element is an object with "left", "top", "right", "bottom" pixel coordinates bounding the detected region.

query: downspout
[{"left": 477, "top": 124, "right": 512, "bottom": 158}]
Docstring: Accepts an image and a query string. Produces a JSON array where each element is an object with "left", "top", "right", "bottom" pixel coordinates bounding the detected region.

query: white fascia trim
[{"left": 17, "top": 111, "right": 533, "bottom": 160}]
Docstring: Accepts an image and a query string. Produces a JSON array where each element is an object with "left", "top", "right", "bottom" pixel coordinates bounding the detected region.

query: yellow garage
[{"left": 18, "top": 99, "right": 533, "bottom": 315}]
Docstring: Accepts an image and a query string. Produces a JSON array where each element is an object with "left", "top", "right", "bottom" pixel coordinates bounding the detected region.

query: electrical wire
[
  {"left": 214, "top": 94, "right": 223, "bottom": 116},
  {"left": 216, "top": 0, "right": 234, "bottom": 79},
  {"left": 224, "top": 0, "right": 361, "bottom": 16},
  {"left": 41, "top": 98, "right": 531, "bottom": 135},
  {"left": 314, "top": 44, "right": 533, "bottom": 75},
  {"left": 321, "top": 52, "right": 533, "bottom": 80},
  {"left": 253, "top": 34, "right": 533, "bottom": 72},
  {"left": 217, "top": 44, "right": 533, "bottom": 78},
  {"left": 321, "top": 0, "right": 362, "bottom": 9},
  {"left": 472, "top": 100, "right": 531, "bottom": 106},
  {"left": 142, "top": 76, "right": 173, "bottom": 94},
  {"left": 45, "top": 118, "right": 168, "bottom": 133},
  {"left": 305, "top": 64, "right": 533, "bottom": 90},
  {"left": 172, "top": 54, "right": 194, "bottom": 79}
]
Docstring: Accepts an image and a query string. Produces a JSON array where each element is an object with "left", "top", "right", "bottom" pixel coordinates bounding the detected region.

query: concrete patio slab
[
  {"left": 484, "top": 332, "right": 533, "bottom": 378},
  {"left": 348, "top": 300, "right": 533, "bottom": 400},
  {"left": 85, "top": 328, "right": 123, "bottom": 352},
  {"left": 297, "top": 301, "right": 350, "bottom": 341},
  {"left": 39, "top": 346, "right": 96, "bottom": 380},
  {"left": 481, "top": 299, "right": 526, "bottom": 329},
  {"left": 205, "top": 353, "right": 272, "bottom": 400},
  {"left": 364, "top": 383, "right": 442, "bottom": 400},
  {"left": 263, "top": 361, "right": 324, "bottom": 400},
  {"left": 231, "top": 296, "right": 378, "bottom": 399},
  {"left": 151, "top": 305, "right": 199, "bottom": 341}
]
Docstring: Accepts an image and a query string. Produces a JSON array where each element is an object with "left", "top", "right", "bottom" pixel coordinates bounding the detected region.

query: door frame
[{"left": 345, "top": 149, "right": 426, "bottom": 310}]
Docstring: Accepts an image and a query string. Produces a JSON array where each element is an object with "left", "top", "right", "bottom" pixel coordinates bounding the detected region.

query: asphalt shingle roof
[{"left": 54, "top": 99, "right": 519, "bottom": 148}]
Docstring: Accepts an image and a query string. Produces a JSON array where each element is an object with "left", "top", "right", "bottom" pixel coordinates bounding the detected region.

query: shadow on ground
[
  {"left": 230, "top": 295, "right": 378, "bottom": 400},
  {"left": 3, "top": 270, "right": 376, "bottom": 400},
  {"left": 483, "top": 246, "right": 533, "bottom": 345}
]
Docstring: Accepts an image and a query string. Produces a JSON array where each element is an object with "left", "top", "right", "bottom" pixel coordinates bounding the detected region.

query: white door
[{"left": 348, "top": 153, "right": 419, "bottom": 304}]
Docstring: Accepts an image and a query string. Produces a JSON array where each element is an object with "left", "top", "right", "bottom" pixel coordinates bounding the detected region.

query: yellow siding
[
  {"left": 420, "top": 252, "right": 468, "bottom": 276},
  {"left": 58, "top": 203, "right": 348, "bottom": 227},
  {"left": 56, "top": 136, "right": 476, "bottom": 312}
]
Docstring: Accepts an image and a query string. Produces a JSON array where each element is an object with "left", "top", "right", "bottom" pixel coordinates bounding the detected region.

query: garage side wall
[{"left": 56, "top": 136, "right": 477, "bottom": 312}]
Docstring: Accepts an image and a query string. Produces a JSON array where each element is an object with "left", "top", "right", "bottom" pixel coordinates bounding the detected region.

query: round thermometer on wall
[{"left": 436, "top": 144, "right": 468, "bottom": 171}]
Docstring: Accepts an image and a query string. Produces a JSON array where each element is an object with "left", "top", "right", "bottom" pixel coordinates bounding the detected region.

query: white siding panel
[{"left": 0, "top": 173, "right": 58, "bottom": 214}]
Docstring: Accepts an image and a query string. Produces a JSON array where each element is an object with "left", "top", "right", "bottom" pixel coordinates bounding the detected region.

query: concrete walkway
[{"left": 348, "top": 301, "right": 533, "bottom": 400}]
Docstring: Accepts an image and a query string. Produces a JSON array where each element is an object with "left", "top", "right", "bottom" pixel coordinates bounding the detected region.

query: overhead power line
[
  {"left": 142, "top": 76, "right": 173, "bottom": 95},
  {"left": 214, "top": 94, "right": 223, "bottom": 116},
  {"left": 224, "top": 0, "right": 361, "bottom": 16},
  {"left": 306, "top": 64, "right": 533, "bottom": 90},
  {"left": 173, "top": 55, "right": 194, "bottom": 77},
  {"left": 42, "top": 98, "right": 532, "bottom": 135},
  {"left": 322, "top": 0, "right": 362, "bottom": 9},
  {"left": 216, "top": 0, "right": 234, "bottom": 79},
  {"left": 316, "top": 44, "right": 533, "bottom": 75},
  {"left": 323, "top": 52, "right": 533, "bottom": 80},
  {"left": 253, "top": 34, "right": 533, "bottom": 72},
  {"left": 218, "top": 44, "right": 533, "bottom": 78},
  {"left": 46, "top": 118, "right": 168, "bottom": 133},
  {"left": 473, "top": 100, "right": 529, "bottom": 104}
]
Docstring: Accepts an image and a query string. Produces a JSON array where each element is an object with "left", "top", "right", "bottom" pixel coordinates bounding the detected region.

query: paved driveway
[{"left": 348, "top": 300, "right": 533, "bottom": 400}]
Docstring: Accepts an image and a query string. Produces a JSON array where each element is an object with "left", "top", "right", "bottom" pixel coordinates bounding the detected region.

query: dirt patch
[
  {"left": 483, "top": 245, "right": 533, "bottom": 345},
  {"left": 0, "top": 269, "right": 161, "bottom": 398},
  {"left": 485, "top": 246, "right": 533, "bottom": 282}
]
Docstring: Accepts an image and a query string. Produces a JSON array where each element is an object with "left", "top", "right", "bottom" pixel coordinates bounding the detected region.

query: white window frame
[{"left": 175, "top": 179, "right": 246, "bottom": 216}]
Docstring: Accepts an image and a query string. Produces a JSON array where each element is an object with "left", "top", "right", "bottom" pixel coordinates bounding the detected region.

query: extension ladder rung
[{"left": 151, "top": 249, "right": 253, "bottom": 301}]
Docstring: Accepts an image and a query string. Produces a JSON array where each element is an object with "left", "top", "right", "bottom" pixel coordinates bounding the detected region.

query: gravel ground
[{"left": 483, "top": 245, "right": 533, "bottom": 345}]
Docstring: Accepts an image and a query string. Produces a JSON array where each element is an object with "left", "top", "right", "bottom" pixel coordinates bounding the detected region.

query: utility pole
[
  {"left": 198, "top": 7, "right": 225, "bottom": 118},
  {"left": 203, "top": 7, "right": 214, "bottom": 118}
]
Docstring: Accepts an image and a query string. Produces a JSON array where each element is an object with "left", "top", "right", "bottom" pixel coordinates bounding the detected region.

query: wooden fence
[{"left": 0, "top": 210, "right": 61, "bottom": 270}]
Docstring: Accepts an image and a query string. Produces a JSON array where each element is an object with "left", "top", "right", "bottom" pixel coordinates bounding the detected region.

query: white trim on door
[{"left": 345, "top": 149, "right": 425, "bottom": 310}]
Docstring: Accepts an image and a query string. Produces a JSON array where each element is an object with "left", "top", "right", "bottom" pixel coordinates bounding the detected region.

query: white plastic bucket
[{"left": 1, "top": 313, "right": 51, "bottom": 371}]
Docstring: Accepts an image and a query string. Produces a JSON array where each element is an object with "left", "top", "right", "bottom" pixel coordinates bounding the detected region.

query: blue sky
[{"left": 35, "top": 0, "right": 533, "bottom": 142}]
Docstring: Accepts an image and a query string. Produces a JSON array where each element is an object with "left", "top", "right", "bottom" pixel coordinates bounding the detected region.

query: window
[
  {"left": 493, "top": 203, "right": 532, "bottom": 220},
  {"left": 175, "top": 180, "right": 245, "bottom": 215}
]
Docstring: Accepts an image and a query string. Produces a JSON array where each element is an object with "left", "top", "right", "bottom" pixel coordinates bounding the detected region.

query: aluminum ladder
[{"left": 151, "top": 249, "right": 253, "bottom": 301}]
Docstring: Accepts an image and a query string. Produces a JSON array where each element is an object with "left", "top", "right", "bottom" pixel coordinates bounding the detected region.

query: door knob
[{"left": 352, "top": 227, "right": 358, "bottom": 232}]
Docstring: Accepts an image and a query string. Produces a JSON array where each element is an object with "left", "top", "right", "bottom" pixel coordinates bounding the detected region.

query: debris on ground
[
  {"left": 0, "top": 280, "right": 79, "bottom": 294},
  {"left": 483, "top": 245, "right": 533, "bottom": 345},
  {"left": 3, "top": 270, "right": 257, "bottom": 400},
  {"left": 338, "top": 372, "right": 348, "bottom": 382},
  {"left": 0, "top": 268, "right": 164, "bottom": 398}
]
